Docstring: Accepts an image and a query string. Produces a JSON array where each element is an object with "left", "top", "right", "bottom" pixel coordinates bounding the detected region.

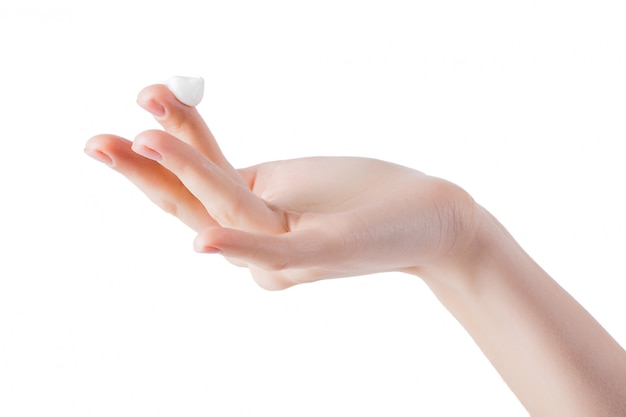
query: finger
[
  {"left": 85, "top": 134, "right": 216, "bottom": 232},
  {"left": 193, "top": 227, "right": 332, "bottom": 290},
  {"left": 193, "top": 226, "right": 334, "bottom": 272},
  {"left": 132, "top": 130, "right": 286, "bottom": 234},
  {"left": 136, "top": 84, "right": 240, "bottom": 181}
]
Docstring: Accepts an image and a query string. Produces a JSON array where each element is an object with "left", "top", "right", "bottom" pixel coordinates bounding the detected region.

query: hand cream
[{"left": 163, "top": 76, "right": 204, "bottom": 107}]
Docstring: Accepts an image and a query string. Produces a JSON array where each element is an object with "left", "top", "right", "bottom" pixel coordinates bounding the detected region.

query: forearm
[{"left": 418, "top": 207, "right": 626, "bottom": 416}]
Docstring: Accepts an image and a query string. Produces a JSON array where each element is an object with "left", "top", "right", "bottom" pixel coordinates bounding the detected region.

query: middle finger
[
  {"left": 136, "top": 83, "right": 242, "bottom": 183},
  {"left": 132, "top": 130, "right": 287, "bottom": 234}
]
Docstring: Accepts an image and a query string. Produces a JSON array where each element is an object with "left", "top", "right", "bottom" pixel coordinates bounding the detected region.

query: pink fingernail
[
  {"left": 193, "top": 239, "right": 221, "bottom": 253},
  {"left": 85, "top": 148, "right": 113, "bottom": 166},
  {"left": 139, "top": 98, "right": 166, "bottom": 119},
  {"left": 132, "top": 144, "right": 162, "bottom": 161},
  {"left": 144, "top": 100, "right": 165, "bottom": 118},
  {"left": 201, "top": 247, "right": 222, "bottom": 254}
]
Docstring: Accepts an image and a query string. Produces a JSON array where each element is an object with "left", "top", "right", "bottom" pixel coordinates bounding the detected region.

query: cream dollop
[{"left": 162, "top": 76, "right": 204, "bottom": 107}]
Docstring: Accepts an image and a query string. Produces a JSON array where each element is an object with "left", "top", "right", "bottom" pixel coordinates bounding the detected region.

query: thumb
[{"left": 193, "top": 227, "right": 335, "bottom": 272}]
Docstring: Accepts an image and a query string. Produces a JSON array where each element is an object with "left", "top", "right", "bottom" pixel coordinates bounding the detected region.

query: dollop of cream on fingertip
[{"left": 162, "top": 76, "right": 204, "bottom": 107}]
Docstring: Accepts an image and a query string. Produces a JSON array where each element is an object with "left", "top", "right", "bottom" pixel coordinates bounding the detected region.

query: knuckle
[
  {"left": 150, "top": 183, "right": 189, "bottom": 219},
  {"left": 266, "top": 258, "right": 290, "bottom": 271},
  {"left": 210, "top": 186, "right": 245, "bottom": 228}
]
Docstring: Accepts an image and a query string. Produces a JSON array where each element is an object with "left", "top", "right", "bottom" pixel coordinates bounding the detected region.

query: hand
[
  {"left": 85, "top": 84, "right": 479, "bottom": 289},
  {"left": 86, "top": 84, "right": 626, "bottom": 416}
]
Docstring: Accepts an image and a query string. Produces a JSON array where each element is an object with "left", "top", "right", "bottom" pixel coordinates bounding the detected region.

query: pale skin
[{"left": 85, "top": 84, "right": 626, "bottom": 416}]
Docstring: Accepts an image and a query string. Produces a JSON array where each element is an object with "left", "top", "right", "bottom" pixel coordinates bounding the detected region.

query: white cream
[{"left": 162, "top": 76, "right": 204, "bottom": 107}]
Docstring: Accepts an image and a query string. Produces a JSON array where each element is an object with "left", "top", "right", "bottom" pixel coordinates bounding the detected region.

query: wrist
[
  {"left": 406, "top": 198, "right": 514, "bottom": 292},
  {"left": 411, "top": 203, "right": 626, "bottom": 416}
]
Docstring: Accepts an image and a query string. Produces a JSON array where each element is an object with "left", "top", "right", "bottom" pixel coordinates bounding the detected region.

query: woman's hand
[
  {"left": 85, "top": 84, "right": 479, "bottom": 290},
  {"left": 85, "top": 83, "right": 626, "bottom": 415}
]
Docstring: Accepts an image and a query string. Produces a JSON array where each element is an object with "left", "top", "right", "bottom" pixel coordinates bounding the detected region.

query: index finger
[{"left": 132, "top": 129, "right": 287, "bottom": 234}]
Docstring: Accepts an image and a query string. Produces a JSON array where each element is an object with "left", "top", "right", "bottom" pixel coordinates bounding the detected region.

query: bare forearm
[{"left": 418, "top": 207, "right": 626, "bottom": 416}]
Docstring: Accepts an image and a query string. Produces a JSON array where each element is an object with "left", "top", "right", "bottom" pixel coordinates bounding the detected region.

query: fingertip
[
  {"left": 85, "top": 134, "right": 130, "bottom": 167},
  {"left": 87, "top": 134, "right": 132, "bottom": 150},
  {"left": 84, "top": 147, "right": 113, "bottom": 166},
  {"left": 137, "top": 84, "right": 203, "bottom": 136},
  {"left": 132, "top": 130, "right": 177, "bottom": 161},
  {"left": 195, "top": 244, "right": 222, "bottom": 254},
  {"left": 85, "top": 133, "right": 112, "bottom": 148},
  {"left": 194, "top": 228, "right": 224, "bottom": 253},
  {"left": 141, "top": 99, "right": 166, "bottom": 119},
  {"left": 133, "top": 129, "right": 166, "bottom": 145},
  {"left": 136, "top": 85, "right": 168, "bottom": 117},
  {"left": 136, "top": 83, "right": 169, "bottom": 102},
  {"left": 137, "top": 83, "right": 194, "bottom": 111},
  {"left": 193, "top": 233, "right": 209, "bottom": 252}
]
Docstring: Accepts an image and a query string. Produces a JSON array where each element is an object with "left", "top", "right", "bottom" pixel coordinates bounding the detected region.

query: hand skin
[{"left": 85, "top": 84, "right": 626, "bottom": 416}]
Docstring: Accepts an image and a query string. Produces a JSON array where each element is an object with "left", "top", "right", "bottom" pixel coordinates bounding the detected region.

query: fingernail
[
  {"left": 132, "top": 143, "right": 162, "bottom": 161},
  {"left": 193, "top": 238, "right": 221, "bottom": 254},
  {"left": 201, "top": 246, "right": 222, "bottom": 254},
  {"left": 85, "top": 148, "right": 113, "bottom": 166},
  {"left": 140, "top": 98, "right": 166, "bottom": 119}
]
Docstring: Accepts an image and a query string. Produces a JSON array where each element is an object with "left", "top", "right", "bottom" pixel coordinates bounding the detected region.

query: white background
[{"left": 1, "top": 1, "right": 625, "bottom": 416}]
